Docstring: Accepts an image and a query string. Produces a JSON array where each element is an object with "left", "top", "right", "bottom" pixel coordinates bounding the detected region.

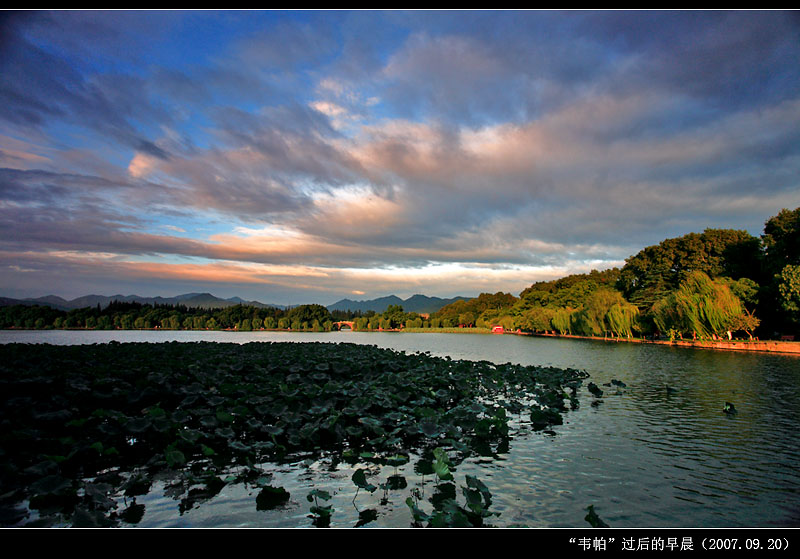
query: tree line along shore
[{"left": 2, "top": 207, "right": 799, "bottom": 344}]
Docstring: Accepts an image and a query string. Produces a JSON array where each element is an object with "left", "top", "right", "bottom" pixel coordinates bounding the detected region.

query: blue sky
[{"left": 2, "top": 10, "right": 799, "bottom": 305}]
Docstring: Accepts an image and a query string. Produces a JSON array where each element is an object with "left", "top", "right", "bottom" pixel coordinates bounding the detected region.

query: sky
[{"left": 1, "top": 10, "right": 799, "bottom": 306}]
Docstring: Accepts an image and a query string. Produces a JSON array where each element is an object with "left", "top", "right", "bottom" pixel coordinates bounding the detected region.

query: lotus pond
[{"left": 0, "top": 340, "right": 593, "bottom": 528}]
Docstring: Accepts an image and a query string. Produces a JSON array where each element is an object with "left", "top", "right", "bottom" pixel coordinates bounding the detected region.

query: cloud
[
  {"left": 127, "top": 152, "right": 157, "bottom": 178},
  {"left": 1, "top": 11, "right": 799, "bottom": 304}
]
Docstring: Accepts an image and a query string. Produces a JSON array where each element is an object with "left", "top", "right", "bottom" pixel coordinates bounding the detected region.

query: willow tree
[
  {"left": 617, "top": 229, "right": 761, "bottom": 308},
  {"left": 572, "top": 288, "right": 635, "bottom": 337},
  {"left": 606, "top": 301, "right": 640, "bottom": 338},
  {"left": 651, "top": 271, "right": 745, "bottom": 339},
  {"left": 551, "top": 307, "right": 575, "bottom": 335},
  {"left": 520, "top": 307, "right": 556, "bottom": 332}
]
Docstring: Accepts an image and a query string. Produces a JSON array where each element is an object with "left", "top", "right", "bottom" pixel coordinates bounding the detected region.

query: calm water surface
[{"left": 3, "top": 329, "right": 799, "bottom": 528}]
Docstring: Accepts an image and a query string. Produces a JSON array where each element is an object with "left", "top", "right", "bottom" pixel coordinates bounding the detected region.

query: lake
[{"left": 2, "top": 329, "right": 799, "bottom": 528}]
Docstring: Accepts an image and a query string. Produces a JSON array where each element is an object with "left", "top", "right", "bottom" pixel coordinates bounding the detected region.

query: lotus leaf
[
  {"left": 0, "top": 341, "right": 588, "bottom": 527},
  {"left": 352, "top": 468, "right": 378, "bottom": 493}
]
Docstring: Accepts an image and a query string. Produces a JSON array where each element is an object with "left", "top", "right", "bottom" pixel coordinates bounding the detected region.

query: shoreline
[
  {"left": 519, "top": 331, "right": 800, "bottom": 356},
  {"left": 3, "top": 326, "right": 799, "bottom": 355}
]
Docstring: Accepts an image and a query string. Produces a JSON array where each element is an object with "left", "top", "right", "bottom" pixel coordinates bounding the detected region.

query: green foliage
[
  {"left": 0, "top": 300, "right": 335, "bottom": 332},
  {"left": 518, "top": 307, "right": 556, "bottom": 333},
  {"left": 307, "top": 489, "right": 333, "bottom": 527},
  {"left": 352, "top": 469, "right": 378, "bottom": 494},
  {"left": 404, "top": 456, "right": 499, "bottom": 528},
  {"left": 287, "top": 304, "right": 332, "bottom": 331},
  {"left": 432, "top": 447, "right": 454, "bottom": 482},
  {"left": 720, "top": 277, "right": 760, "bottom": 310},
  {"left": 572, "top": 289, "right": 629, "bottom": 337},
  {"left": 432, "top": 292, "right": 518, "bottom": 327},
  {"left": 520, "top": 269, "right": 621, "bottom": 308},
  {"left": 551, "top": 308, "right": 574, "bottom": 335},
  {"left": 777, "top": 264, "right": 800, "bottom": 319},
  {"left": 762, "top": 207, "right": 800, "bottom": 274},
  {"left": 618, "top": 229, "right": 761, "bottom": 308},
  {"left": 512, "top": 271, "right": 634, "bottom": 337},
  {"left": 255, "top": 486, "right": 290, "bottom": 511},
  {"left": 605, "top": 301, "right": 640, "bottom": 338},
  {"left": 382, "top": 304, "right": 406, "bottom": 329},
  {"left": 651, "top": 271, "right": 746, "bottom": 338}
]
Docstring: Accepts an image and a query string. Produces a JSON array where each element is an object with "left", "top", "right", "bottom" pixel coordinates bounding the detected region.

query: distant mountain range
[
  {"left": 0, "top": 293, "right": 286, "bottom": 311},
  {"left": 0, "top": 292, "right": 468, "bottom": 314},
  {"left": 327, "top": 294, "right": 468, "bottom": 314}
]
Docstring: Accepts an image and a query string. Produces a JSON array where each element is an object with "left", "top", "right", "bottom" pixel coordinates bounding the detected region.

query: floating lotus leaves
[
  {"left": 530, "top": 406, "right": 563, "bottom": 430},
  {"left": 386, "top": 474, "right": 407, "bottom": 490},
  {"left": 355, "top": 508, "right": 379, "bottom": 527},
  {"left": 164, "top": 446, "right": 186, "bottom": 469},
  {"left": 588, "top": 382, "right": 604, "bottom": 398},
  {"left": 0, "top": 341, "right": 588, "bottom": 527},
  {"left": 119, "top": 501, "right": 145, "bottom": 524},
  {"left": 432, "top": 447, "right": 454, "bottom": 482},
  {"left": 352, "top": 468, "right": 378, "bottom": 494},
  {"left": 307, "top": 488, "right": 333, "bottom": 527},
  {"left": 255, "top": 486, "right": 290, "bottom": 511},
  {"left": 585, "top": 504, "right": 610, "bottom": 528},
  {"left": 385, "top": 454, "right": 409, "bottom": 468}
]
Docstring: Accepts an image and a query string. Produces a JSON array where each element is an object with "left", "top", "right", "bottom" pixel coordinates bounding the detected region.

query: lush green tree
[
  {"left": 618, "top": 229, "right": 761, "bottom": 308},
  {"left": 572, "top": 289, "right": 632, "bottom": 337},
  {"left": 287, "top": 304, "right": 331, "bottom": 328},
  {"left": 520, "top": 269, "right": 620, "bottom": 303},
  {"left": 519, "top": 307, "right": 556, "bottom": 332},
  {"left": 777, "top": 265, "right": 800, "bottom": 320},
  {"left": 382, "top": 304, "right": 406, "bottom": 329},
  {"left": 458, "top": 312, "right": 476, "bottom": 327},
  {"left": 762, "top": 207, "right": 800, "bottom": 274},
  {"left": 551, "top": 308, "right": 574, "bottom": 335},
  {"left": 605, "top": 301, "right": 640, "bottom": 338},
  {"left": 433, "top": 292, "right": 517, "bottom": 326},
  {"left": 756, "top": 208, "right": 800, "bottom": 335},
  {"left": 719, "top": 277, "right": 760, "bottom": 310},
  {"left": 728, "top": 309, "right": 761, "bottom": 340},
  {"left": 650, "top": 271, "right": 746, "bottom": 339}
]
